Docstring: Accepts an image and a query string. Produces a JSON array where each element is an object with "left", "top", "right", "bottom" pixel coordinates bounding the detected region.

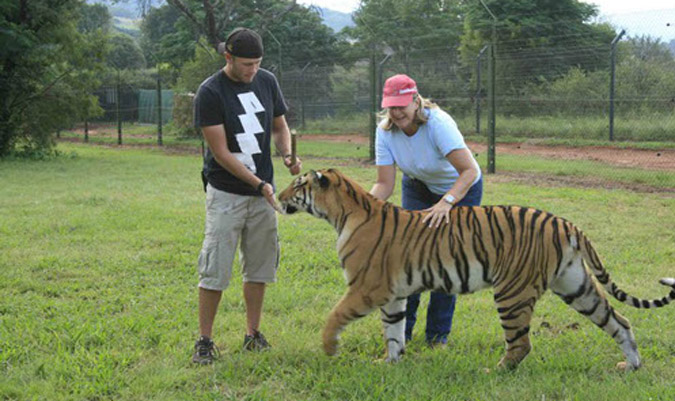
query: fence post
[
  {"left": 84, "top": 120, "right": 89, "bottom": 143},
  {"left": 481, "top": 0, "right": 498, "bottom": 174},
  {"left": 264, "top": 28, "right": 282, "bottom": 87},
  {"left": 609, "top": 29, "right": 625, "bottom": 142},
  {"left": 476, "top": 45, "right": 488, "bottom": 134},
  {"left": 156, "top": 66, "right": 163, "bottom": 146},
  {"left": 116, "top": 69, "right": 122, "bottom": 145},
  {"left": 300, "top": 62, "right": 311, "bottom": 130},
  {"left": 369, "top": 48, "right": 377, "bottom": 161},
  {"left": 377, "top": 54, "right": 392, "bottom": 110}
]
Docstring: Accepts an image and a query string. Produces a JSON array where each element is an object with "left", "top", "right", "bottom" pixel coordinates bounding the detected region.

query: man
[{"left": 192, "top": 27, "right": 301, "bottom": 365}]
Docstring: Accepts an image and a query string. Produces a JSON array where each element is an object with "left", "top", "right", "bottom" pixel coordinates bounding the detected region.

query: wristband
[
  {"left": 443, "top": 194, "right": 456, "bottom": 205},
  {"left": 257, "top": 181, "right": 267, "bottom": 194},
  {"left": 283, "top": 154, "right": 292, "bottom": 159}
]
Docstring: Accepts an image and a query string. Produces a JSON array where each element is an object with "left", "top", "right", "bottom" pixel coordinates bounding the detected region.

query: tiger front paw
[
  {"left": 322, "top": 337, "right": 339, "bottom": 356},
  {"left": 496, "top": 356, "right": 520, "bottom": 370}
]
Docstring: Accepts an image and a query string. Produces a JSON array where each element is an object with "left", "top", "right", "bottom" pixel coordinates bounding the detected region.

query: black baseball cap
[{"left": 218, "top": 28, "right": 264, "bottom": 58}]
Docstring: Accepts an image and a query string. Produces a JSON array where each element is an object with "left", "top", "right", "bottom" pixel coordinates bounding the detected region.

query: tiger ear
[{"left": 310, "top": 170, "right": 330, "bottom": 188}]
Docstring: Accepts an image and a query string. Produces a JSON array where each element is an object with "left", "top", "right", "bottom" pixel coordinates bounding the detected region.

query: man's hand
[
  {"left": 284, "top": 155, "right": 302, "bottom": 175},
  {"left": 421, "top": 200, "right": 453, "bottom": 228},
  {"left": 260, "top": 183, "right": 281, "bottom": 211}
]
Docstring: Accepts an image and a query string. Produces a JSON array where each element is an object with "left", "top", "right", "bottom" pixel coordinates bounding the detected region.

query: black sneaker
[
  {"left": 243, "top": 330, "right": 271, "bottom": 351},
  {"left": 192, "top": 335, "right": 219, "bottom": 365}
]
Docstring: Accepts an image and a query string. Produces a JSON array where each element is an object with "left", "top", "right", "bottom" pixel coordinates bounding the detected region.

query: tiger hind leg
[
  {"left": 380, "top": 298, "right": 407, "bottom": 362},
  {"left": 551, "top": 259, "right": 641, "bottom": 370},
  {"left": 494, "top": 293, "right": 536, "bottom": 369}
]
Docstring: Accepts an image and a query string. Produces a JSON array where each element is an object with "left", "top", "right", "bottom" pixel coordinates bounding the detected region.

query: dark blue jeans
[{"left": 401, "top": 174, "right": 483, "bottom": 344}]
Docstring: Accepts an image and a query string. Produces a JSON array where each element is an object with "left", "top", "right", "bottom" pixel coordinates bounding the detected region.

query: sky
[
  {"left": 298, "top": 0, "right": 359, "bottom": 14},
  {"left": 298, "top": 0, "right": 674, "bottom": 40},
  {"left": 297, "top": 0, "right": 674, "bottom": 16}
]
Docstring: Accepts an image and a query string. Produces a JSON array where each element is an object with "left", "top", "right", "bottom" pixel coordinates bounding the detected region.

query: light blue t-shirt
[{"left": 375, "top": 108, "right": 481, "bottom": 195}]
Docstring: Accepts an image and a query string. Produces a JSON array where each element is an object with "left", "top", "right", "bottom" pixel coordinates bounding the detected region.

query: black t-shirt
[{"left": 194, "top": 68, "right": 287, "bottom": 195}]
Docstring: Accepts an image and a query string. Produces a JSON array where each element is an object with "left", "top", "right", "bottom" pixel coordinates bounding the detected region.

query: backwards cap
[{"left": 217, "top": 27, "right": 264, "bottom": 58}]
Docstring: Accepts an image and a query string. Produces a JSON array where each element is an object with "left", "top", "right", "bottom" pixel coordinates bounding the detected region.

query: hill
[
  {"left": 91, "top": 1, "right": 354, "bottom": 37},
  {"left": 87, "top": 0, "right": 145, "bottom": 36},
  {"left": 314, "top": 7, "right": 354, "bottom": 33}
]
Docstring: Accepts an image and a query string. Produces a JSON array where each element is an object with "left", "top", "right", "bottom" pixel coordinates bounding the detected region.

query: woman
[{"left": 369, "top": 74, "right": 483, "bottom": 347}]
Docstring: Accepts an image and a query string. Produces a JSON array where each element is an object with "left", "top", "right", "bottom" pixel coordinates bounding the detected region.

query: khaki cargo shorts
[{"left": 197, "top": 184, "right": 280, "bottom": 291}]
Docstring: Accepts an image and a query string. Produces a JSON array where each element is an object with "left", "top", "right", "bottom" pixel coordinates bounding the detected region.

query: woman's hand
[{"left": 422, "top": 200, "right": 453, "bottom": 228}]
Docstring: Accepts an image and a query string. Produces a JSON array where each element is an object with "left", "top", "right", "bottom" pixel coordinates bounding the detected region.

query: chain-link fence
[
  {"left": 71, "top": 24, "right": 674, "bottom": 189},
  {"left": 78, "top": 30, "right": 675, "bottom": 147},
  {"left": 275, "top": 26, "right": 674, "bottom": 190},
  {"left": 280, "top": 38, "right": 674, "bottom": 142},
  {"left": 66, "top": 82, "right": 174, "bottom": 145},
  {"left": 92, "top": 86, "right": 173, "bottom": 123}
]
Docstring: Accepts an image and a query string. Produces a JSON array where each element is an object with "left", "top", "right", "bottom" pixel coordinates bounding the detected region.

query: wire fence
[
  {"left": 90, "top": 86, "right": 173, "bottom": 125},
  {"left": 278, "top": 41, "right": 675, "bottom": 143},
  {"left": 72, "top": 25, "right": 674, "bottom": 189}
]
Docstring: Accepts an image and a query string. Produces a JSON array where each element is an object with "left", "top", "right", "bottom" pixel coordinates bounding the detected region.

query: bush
[
  {"left": 174, "top": 43, "right": 223, "bottom": 94},
  {"left": 172, "top": 92, "right": 198, "bottom": 138}
]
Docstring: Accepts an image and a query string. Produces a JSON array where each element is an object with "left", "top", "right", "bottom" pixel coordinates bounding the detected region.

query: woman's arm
[
  {"left": 422, "top": 148, "right": 480, "bottom": 227},
  {"left": 442, "top": 148, "right": 479, "bottom": 203},
  {"left": 369, "top": 164, "right": 396, "bottom": 201}
]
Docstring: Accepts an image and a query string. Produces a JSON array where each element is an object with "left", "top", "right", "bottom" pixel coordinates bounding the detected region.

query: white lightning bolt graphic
[{"left": 233, "top": 92, "right": 265, "bottom": 173}]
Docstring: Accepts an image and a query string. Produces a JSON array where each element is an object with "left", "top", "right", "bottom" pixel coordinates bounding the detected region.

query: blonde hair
[{"left": 379, "top": 94, "right": 439, "bottom": 131}]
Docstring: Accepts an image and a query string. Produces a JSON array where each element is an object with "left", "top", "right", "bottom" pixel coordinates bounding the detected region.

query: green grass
[
  {"left": 59, "top": 123, "right": 202, "bottom": 148},
  {"left": 454, "top": 113, "right": 675, "bottom": 143},
  {"left": 474, "top": 152, "right": 675, "bottom": 190},
  {"left": 58, "top": 124, "right": 672, "bottom": 190},
  {"left": 1, "top": 142, "right": 673, "bottom": 400},
  {"left": 463, "top": 135, "right": 675, "bottom": 150},
  {"left": 301, "top": 114, "right": 371, "bottom": 135},
  {"left": 298, "top": 112, "right": 675, "bottom": 146}
]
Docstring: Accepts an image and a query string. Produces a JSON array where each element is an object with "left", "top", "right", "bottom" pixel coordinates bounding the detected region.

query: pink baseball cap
[{"left": 381, "top": 74, "right": 418, "bottom": 108}]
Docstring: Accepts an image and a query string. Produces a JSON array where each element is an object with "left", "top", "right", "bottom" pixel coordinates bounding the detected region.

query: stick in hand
[{"left": 291, "top": 129, "right": 297, "bottom": 167}]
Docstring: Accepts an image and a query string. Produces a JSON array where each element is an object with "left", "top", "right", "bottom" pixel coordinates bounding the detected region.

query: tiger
[{"left": 277, "top": 168, "right": 675, "bottom": 370}]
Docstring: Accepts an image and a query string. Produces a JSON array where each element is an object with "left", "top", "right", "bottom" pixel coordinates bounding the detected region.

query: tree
[
  {"left": 345, "top": 0, "right": 470, "bottom": 110},
  {"left": 162, "top": 0, "right": 299, "bottom": 52},
  {"left": 0, "top": 0, "right": 106, "bottom": 157},
  {"left": 107, "top": 34, "right": 147, "bottom": 70},
  {"left": 622, "top": 35, "right": 675, "bottom": 64},
  {"left": 140, "top": 0, "right": 340, "bottom": 69},
  {"left": 460, "top": 0, "right": 615, "bottom": 88},
  {"left": 139, "top": 4, "right": 194, "bottom": 69},
  {"left": 615, "top": 36, "right": 675, "bottom": 114},
  {"left": 348, "top": 0, "right": 465, "bottom": 61},
  {"left": 78, "top": 3, "right": 112, "bottom": 35},
  {"left": 161, "top": 0, "right": 342, "bottom": 97}
]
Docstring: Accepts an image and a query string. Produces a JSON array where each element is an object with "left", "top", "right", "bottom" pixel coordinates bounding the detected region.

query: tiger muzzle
[
  {"left": 277, "top": 199, "right": 298, "bottom": 214},
  {"left": 283, "top": 204, "right": 298, "bottom": 214}
]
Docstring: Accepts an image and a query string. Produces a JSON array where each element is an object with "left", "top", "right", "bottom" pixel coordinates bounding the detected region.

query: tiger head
[{"left": 279, "top": 170, "right": 336, "bottom": 218}]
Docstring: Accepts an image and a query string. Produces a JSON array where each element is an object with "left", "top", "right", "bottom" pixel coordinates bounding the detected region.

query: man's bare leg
[
  {"left": 243, "top": 282, "right": 266, "bottom": 335},
  {"left": 199, "top": 287, "right": 222, "bottom": 338}
]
